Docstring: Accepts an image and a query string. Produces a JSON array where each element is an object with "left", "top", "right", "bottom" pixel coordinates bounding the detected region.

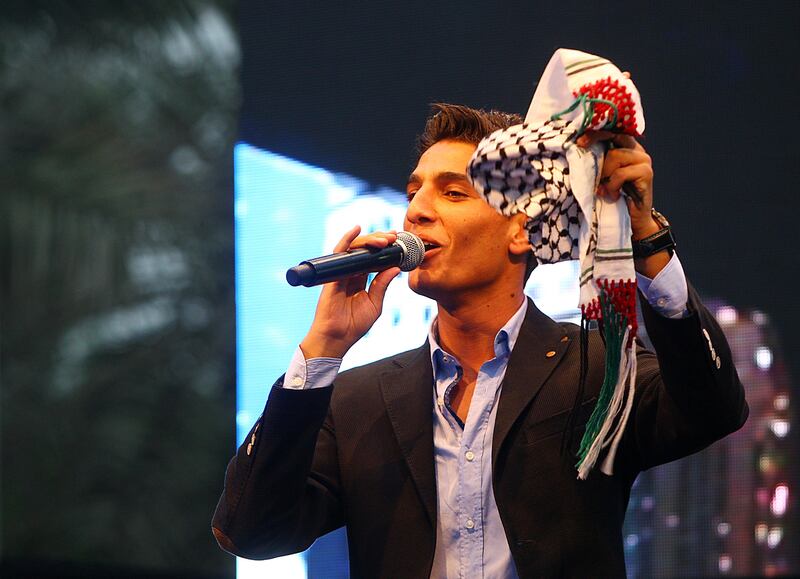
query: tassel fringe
[{"left": 575, "top": 280, "right": 638, "bottom": 479}]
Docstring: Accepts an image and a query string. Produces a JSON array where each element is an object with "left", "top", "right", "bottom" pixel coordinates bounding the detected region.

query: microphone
[{"left": 286, "top": 231, "right": 426, "bottom": 287}]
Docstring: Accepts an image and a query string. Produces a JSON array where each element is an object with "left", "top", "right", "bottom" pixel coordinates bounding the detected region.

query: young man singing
[{"left": 213, "top": 103, "right": 747, "bottom": 578}]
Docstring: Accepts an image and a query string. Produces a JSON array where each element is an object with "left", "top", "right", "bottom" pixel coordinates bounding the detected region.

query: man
[{"left": 212, "top": 104, "right": 748, "bottom": 578}]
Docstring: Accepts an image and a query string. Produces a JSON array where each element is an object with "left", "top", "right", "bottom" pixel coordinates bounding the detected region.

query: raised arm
[{"left": 211, "top": 226, "right": 402, "bottom": 558}]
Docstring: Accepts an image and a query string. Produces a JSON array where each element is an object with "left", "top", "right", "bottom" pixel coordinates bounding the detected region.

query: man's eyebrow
[
  {"left": 435, "top": 171, "right": 471, "bottom": 184},
  {"left": 406, "top": 171, "right": 471, "bottom": 187},
  {"left": 406, "top": 173, "right": 422, "bottom": 188}
]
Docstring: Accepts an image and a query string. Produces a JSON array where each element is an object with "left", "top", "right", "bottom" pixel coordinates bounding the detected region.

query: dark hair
[
  {"left": 416, "top": 103, "right": 523, "bottom": 160},
  {"left": 415, "top": 103, "right": 536, "bottom": 282}
]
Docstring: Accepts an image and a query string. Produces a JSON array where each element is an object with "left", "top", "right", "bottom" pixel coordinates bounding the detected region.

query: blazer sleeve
[
  {"left": 619, "top": 281, "right": 749, "bottom": 474},
  {"left": 211, "top": 376, "right": 344, "bottom": 559}
]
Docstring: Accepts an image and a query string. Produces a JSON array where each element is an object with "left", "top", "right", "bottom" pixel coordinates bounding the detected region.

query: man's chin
[{"left": 407, "top": 271, "right": 440, "bottom": 300}]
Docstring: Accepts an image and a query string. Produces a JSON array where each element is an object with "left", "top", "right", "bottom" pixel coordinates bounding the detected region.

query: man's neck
[{"left": 435, "top": 286, "right": 526, "bottom": 373}]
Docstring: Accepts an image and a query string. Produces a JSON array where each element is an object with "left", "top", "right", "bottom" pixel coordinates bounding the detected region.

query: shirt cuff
[
  {"left": 282, "top": 345, "right": 343, "bottom": 390},
  {"left": 635, "top": 253, "right": 689, "bottom": 319}
]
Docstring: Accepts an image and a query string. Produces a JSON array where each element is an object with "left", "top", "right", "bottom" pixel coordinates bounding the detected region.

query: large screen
[{"left": 234, "top": 143, "right": 794, "bottom": 578}]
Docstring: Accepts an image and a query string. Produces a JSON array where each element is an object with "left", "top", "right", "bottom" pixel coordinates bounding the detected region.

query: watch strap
[{"left": 632, "top": 225, "right": 676, "bottom": 258}]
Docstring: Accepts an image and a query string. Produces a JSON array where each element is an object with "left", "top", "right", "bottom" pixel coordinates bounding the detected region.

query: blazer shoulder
[
  {"left": 334, "top": 344, "right": 428, "bottom": 387},
  {"left": 556, "top": 319, "right": 581, "bottom": 336},
  {"left": 327, "top": 344, "right": 429, "bottom": 415},
  {"left": 555, "top": 319, "right": 605, "bottom": 350}
]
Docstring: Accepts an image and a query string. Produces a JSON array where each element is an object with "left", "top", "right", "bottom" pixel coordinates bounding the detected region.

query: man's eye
[
  {"left": 406, "top": 191, "right": 417, "bottom": 202},
  {"left": 445, "top": 190, "right": 467, "bottom": 198}
]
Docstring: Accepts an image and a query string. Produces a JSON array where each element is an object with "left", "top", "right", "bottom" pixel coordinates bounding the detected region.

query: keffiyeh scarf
[{"left": 468, "top": 49, "right": 645, "bottom": 479}]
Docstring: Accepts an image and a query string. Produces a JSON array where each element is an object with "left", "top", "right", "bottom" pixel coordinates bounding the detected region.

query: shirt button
[
  {"left": 291, "top": 376, "right": 303, "bottom": 387},
  {"left": 465, "top": 450, "right": 475, "bottom": 462},
  {"left": 657, "top": 297, "right": 667, "bottom": 308},
  {"left": 465, "top": 519, "right": 475, "bottom": 529}
]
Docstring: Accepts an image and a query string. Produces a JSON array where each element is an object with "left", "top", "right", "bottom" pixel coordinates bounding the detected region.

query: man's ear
[{"left": 509, "top": 213, "right": 532, "bottom": 256}]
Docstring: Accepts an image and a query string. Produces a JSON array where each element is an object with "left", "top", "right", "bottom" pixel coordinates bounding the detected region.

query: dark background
[
  {"left": 1, "top": 0, "right": 798, "bottom": 577},
  {"left": 241, "top": 0, "right": 800, "bottom": 383}
]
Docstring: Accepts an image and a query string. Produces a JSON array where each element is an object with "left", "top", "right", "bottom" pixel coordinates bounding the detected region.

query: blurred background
[
  {"left": 1, "top": 1, "right": 798, "bottom": 578},
  {"left": 1, "top": 1, "right": 238, "bottom": 577}
]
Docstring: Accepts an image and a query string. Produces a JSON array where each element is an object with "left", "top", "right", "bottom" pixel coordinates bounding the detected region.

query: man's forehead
[{"left": 408, "top": 140, "right": 477, "bottom": 184}]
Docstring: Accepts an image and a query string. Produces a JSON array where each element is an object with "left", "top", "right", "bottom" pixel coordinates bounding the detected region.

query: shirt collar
[{"left": 428, "top": 298, "right": 529, "bottom": 374}]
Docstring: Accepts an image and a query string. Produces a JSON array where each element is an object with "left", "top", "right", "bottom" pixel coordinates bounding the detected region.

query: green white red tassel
[{"left": 576, "top": 279, "right": 638, "bottom": 479}]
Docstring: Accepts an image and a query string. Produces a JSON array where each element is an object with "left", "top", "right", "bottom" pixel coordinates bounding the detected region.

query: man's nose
[{"left": 405, "top": 189, "right": 436, "bottom": 225}]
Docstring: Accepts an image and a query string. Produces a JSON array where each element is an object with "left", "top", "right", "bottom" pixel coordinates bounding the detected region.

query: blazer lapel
[
  {"left": 379, "top": 342, "right": 437, "bottom": 527},
  {"left": 492, "top": 298, "right": 571, "bottom": 468}
]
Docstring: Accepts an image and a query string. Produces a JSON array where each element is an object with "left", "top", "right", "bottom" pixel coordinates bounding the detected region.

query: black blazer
[{"left": 212, "top": 285, "right": 748, "bottom": 578}]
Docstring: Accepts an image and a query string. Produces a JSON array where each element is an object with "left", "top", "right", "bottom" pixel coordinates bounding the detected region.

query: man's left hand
[
  {"left": 576, "top": 128, "right": 671, "bottom": 278},
  {"left": 575, "top": 131, "right": 659, "bottom": 241}
]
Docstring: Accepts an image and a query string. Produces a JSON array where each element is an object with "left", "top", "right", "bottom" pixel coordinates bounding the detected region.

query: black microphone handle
[{"left": 286, "top": 245, "right": 404, "bottom": 287}]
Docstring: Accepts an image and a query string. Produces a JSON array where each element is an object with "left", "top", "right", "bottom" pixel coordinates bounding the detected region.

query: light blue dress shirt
[
  {"left": 426, "top": 299, "right": 526, "bottom": 578},
  {"left": 281, "top": 254, "right": 689, "bottom": 578}
]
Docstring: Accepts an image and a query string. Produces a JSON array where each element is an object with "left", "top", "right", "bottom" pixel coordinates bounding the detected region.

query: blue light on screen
[{"left": 233, "top": 142, "right": 581, "bottom": 578}]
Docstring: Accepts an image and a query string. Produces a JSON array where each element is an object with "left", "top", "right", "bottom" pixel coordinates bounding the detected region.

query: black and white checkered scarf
[{"left": 468, "top": 49, "right": 646, "bottom": 479}]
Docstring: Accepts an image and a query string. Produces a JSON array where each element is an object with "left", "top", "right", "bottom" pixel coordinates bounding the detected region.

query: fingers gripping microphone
[{"left": 286, "top": 231, "right": 426, "bottom": 287}]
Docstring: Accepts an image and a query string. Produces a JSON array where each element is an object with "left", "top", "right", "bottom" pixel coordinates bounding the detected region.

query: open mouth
[{"left": 421, "top": 243, "right": 441, "bottom": 264}]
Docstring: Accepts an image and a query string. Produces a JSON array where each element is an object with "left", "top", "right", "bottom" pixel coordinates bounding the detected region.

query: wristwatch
[{"left": 631, "top": 209, "right": 676, "bottom": 258}]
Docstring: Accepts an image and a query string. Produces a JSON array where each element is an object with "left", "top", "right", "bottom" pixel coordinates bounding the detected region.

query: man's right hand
[{"left": 299, "top": 225, "right": 401, "bottom": 360}]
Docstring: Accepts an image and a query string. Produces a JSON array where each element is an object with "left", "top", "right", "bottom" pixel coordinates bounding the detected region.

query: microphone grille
[{"left": 396, "top": 232, "right": 425, "bottom": 271}]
